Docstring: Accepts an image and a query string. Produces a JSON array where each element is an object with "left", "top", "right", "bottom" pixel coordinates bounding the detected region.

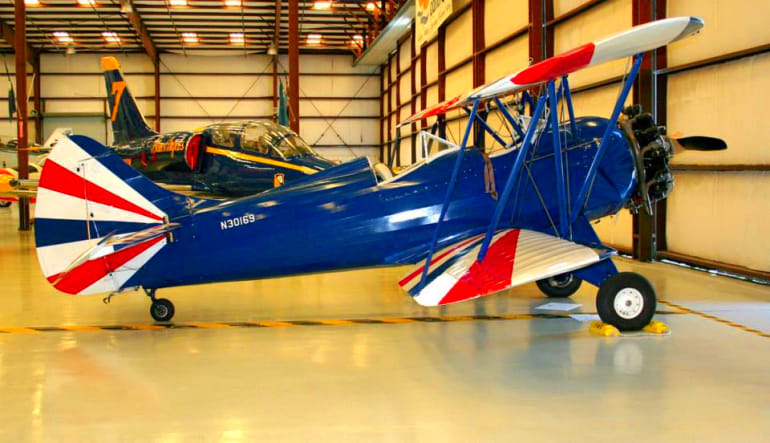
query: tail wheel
[
  {"left": 596, "top": 272, "right": 656, "bottom": 331},
  {"left": 150, "top": 298, "right": 175, "bottom": 322},
  {"left": 536, "top": 272, "right": 582, "bottom": 297}
]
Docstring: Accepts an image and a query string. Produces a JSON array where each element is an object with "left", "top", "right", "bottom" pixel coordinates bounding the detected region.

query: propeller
[{"left": 669, "top": 132, "right": 727, "bottom": 154}]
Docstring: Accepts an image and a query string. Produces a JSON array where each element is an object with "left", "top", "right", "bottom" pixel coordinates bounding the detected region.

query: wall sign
[{"left": 415, "top": 0, "right": 453, "bottom": 47}]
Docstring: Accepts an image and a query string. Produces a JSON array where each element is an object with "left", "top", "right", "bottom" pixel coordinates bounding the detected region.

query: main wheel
[
  {"left": 0, "top": 201, "right": 11, "bottom": 208},
  {"left": 536, "top": 273, "right": 582, "bottom": 297},
  {"left": 596, "top": 272, "right": 656, "bottom": 331},
  {"left": 150, "top": 298, "right": 175, "bottom": 322}
]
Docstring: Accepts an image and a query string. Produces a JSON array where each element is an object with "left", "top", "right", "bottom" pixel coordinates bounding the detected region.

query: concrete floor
[{"left": 0, "top": 205, "right": 768, "bottom": 442}]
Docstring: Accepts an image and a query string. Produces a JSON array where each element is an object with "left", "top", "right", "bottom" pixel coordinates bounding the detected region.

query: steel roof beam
[{"left": 120, "top": 0, "right": 157, "bottom": 60}]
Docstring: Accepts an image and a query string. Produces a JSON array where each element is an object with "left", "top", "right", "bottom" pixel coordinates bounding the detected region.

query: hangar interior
[{"left": 0, "top": 0, "right": 768, "bottom": 440}]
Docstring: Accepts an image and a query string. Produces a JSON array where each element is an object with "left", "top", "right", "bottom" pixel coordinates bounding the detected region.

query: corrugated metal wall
[
  {"left": 379, "top": 0, "right": 769, "bottom": 275},
  {"left": 0, "top": 52, "right": 380, "bottom": 164}
]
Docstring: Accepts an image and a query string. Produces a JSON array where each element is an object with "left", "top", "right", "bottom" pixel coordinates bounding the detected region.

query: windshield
[
  {"left": 270, "top": 133, "right": 314, "bottom": 158},
  {"left": 241, "top": 121, "right": 315, "bottom": 158}
]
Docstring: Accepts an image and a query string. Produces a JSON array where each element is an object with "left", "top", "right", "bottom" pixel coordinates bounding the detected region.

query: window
[{"left": 210, "top": 124, "right": 240, "bottom": 148}]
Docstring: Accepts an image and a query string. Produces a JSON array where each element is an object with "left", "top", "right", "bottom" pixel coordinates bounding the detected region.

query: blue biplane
[
  {"left": 102, "top": 57, "right": 336, "bottom": 195},
  {"left": 35, "top": 17, "right": 724, "bottom": 331}
]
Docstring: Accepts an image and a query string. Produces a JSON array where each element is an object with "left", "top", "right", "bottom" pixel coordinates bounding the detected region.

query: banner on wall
[{"left": 415, "top": 0, "right": 453, "bottom": 47}]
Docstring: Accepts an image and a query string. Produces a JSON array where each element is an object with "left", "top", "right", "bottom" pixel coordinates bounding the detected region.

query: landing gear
[
  {"left": 145, "top": 288, "right": 175, "bottom": 322},
  {"left": 596, "top": 272, "right": 656, "bottom": 331},
  {"left": 536, "top": 273, "right": 582, "bottom": 297},
  {"left": 0, "top": 201, "right": 10, "bottom": 208}
]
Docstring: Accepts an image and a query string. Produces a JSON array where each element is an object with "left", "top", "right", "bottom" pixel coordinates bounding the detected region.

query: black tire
[
  {"left": 150, "top": 298, "right": 175, "bottom": 322},
  {"left": 596, "top": 272, "right": 656, "bottom": 331},
  {"left": 0, "top": 201, "right": 11, "bottom": 208},
  {"left": 536, "top": 273, "right": 582, "bottom": 297}
]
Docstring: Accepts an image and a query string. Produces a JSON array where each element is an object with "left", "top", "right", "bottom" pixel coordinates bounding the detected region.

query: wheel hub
[
  {"left": 154, "top": 305, "right": 168, "bottom": 318},
  {"left": 613, "top": 288, "right": 644, "bottom": 319},
  {"left": 548, "top": 274, "right": 573, "bottom": 288}
]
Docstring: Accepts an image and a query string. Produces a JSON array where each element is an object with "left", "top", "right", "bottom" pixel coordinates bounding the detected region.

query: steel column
[
  {"left": 288, "top": 0, "right": 300, "bottom": 132},
  {"left": 272, "top": 0, "right": 281, "bottom": 120},
  {"left": 437, "top": 26, "right": 446, "bottom": 140},
  {"left": 32, "top": 53, "right": 41, "bottom": 144},
  {"left": 153, "top": 57, "right": 160, "bottom": 132},
  {"left": 14, "top": 0, "right": 29, "bottom": 231},
  {"left": 632, "top": 0, "right": 666, "bottom": 261}
]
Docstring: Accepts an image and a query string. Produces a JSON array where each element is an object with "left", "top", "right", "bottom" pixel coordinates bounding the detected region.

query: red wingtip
[{"left": 512, "top": 43, "right": 596, "bottom": 85}]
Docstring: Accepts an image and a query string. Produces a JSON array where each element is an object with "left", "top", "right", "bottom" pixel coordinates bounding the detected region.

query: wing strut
[
  {"left": 570, "top": 54, "right": 642, "bottom": 224},
  {"left": 418, "top": 99, "right": 481, "bottom": 289}
]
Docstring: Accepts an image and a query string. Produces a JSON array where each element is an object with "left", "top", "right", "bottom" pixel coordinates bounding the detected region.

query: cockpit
[{"left": 209, "top": 121, "right": 317, "bottom": 159}]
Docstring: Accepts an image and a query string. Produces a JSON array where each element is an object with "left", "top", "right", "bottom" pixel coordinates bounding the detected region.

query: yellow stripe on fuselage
[{"left": 205, "top": 147, "right": 318, "bottom": 175}]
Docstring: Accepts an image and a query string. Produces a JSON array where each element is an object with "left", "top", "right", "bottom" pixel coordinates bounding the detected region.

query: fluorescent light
[
  {"left": 224, "top": 0, "right": 240, "bottom": 6},
  {"left": 230, "top": 32, "right": 245, "bottom": 44},
  {"left": 77, "top": 0, "right": 96, "bottom": 5},
  {"left": 53, "top": 31, "right": 74, "bottom": 43},
  {"left": 168, "top": 0, "right": 187, "bottom": 5},
  {"left": 366, "top": 2, "right": 376, "bottom": 11},
  {"left": 307, "top": 34, "right": 322, "bottom": 45},
  {"left": 24, "top": 0, "right": 41, "bottom": 6},
  {"left": 102, "top": 31, "right": 120, "bottom": 43},
  {"left": 181, "top": 32, "right": 198, "bottom": 43},
  {"left": 313, "top": 1, "right": 332, "bottom": 9}
]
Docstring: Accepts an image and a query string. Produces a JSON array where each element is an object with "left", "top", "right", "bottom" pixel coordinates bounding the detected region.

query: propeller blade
[
  {"left": 675, "top": 136, "right": 727, "bottom": 151},
  {"left": 670, "top": 135, "right": 727, "bottom": 155}
]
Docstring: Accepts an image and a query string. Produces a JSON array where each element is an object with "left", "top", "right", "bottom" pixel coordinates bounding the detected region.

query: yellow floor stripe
[
  {"left": 315, "top": 319, "right": 356, "bottom": 326},
  {"left": 0, "top": 327, "right": 40, "bottom": 334},
  {"left": 377, "top": 318, "right": 417, "bottom": 324},
  {"left": 60, "top": 325, "right": 102, "bottom": 332},
  {"left": 659, "top": 299, "right": 769, "bottom": 339},
  {"left": 0, "top": 311, "right": 689, "bottom": 335},
  {"left": 127, "top": 324, "right": 168, "bottom": 331},
  {"left": 254, "top": 321, "right": 296, "bottom": 328},
  {"left": 182, "top": 322, "right": 230, "bottom": 329}
]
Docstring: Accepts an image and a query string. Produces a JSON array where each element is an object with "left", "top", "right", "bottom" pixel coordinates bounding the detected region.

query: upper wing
[
  {"left": 399, "top": 229, "right": 613, "bottom": 306},
  {"left": 399, "top": 16, "right": 703, "bottom": 127}
]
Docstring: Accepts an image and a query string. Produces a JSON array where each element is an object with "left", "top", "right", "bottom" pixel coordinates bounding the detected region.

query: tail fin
[
  {"left": 35, "top": 134, "right": 187, "bottom": 295},
  {"left": 102, "top": 56, "right": 158, "bottom": 145}
]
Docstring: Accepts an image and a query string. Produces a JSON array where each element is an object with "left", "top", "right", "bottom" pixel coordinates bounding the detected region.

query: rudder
[
  {"left": 102, "top": 56, "right": 157, "bottom": 145},
  {"left": 35, "top": 134, "right": 187, "bottom": 295}
]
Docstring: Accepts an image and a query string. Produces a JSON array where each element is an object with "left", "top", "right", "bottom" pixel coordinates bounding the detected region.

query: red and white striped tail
[
  {"left": 35, "top": 135, "right": 173, "bottom": 295},
  {"left": 400, "top": 229, "right": 606, "bottom": 306}
]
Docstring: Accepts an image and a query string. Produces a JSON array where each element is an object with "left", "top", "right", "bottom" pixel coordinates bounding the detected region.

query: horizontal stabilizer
[{"left": 399, "top": 229, "right": 611, "bottom": 306}]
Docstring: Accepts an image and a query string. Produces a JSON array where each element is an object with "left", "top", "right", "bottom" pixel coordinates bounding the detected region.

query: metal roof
[{"left": 0, "top": 0, "right": 386, "bottom": 55}]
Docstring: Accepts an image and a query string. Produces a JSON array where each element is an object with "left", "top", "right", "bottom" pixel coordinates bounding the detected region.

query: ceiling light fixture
[
  {"left": 77, "top": 0, "right": 96, "bottom": 5},
  {"left": 230, "top": 32, "right": 245, "bottom": 44},
  {"left": 181, "top": 32, "right": 199, "bottom": 44},
  {"left": 366, "top": 2, "right": 376, "bottom": 11},
  {"left": 313, "top": 1, "right": 332, "bottom": 9},
  {"left": 267, "top": 42, "right": 278, "bottom": 55},
  {"left": 306, "top": 33, "right": 322, "bottom": 45},
  {"left": 168, "top": 0, "right": 187, "bottom": 5},
  {"left": 224, "top": 0, "right": 240, "bottom": 6},
  {"left": 24, "top": 0, "right": 41, "bottom": 6},
  {"left": 351, "top": 34, "right": 363, "bottom": 46},
  {"left": 53, "top": 31, "right": 74, "bottom": 43},
  {"left": 102, "top": 31, "right": 120, "bottom": 44}
]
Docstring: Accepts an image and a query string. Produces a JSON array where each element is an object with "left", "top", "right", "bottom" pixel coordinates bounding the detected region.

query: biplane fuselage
[{"left": 126, "top": 116, "right": 633, "bottom": 290}]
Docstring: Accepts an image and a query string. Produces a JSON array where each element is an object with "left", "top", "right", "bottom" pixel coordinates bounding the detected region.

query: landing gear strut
[{"left": 145, "top": 288, "right": 175, "bottom": 322}]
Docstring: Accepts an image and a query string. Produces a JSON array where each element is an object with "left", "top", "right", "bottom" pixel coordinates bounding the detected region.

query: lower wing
[{"left": 399, "top": 229, "right": 614, "bottom": 306}]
